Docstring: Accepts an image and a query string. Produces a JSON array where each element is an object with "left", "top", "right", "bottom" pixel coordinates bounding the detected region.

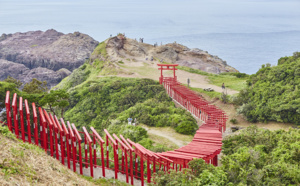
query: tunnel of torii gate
[
  {"left": 156, "top": 63, "right": 224, "bottom": 166},
  {"left": 2, "top": 64, "right": 225, "bottom": 186}
]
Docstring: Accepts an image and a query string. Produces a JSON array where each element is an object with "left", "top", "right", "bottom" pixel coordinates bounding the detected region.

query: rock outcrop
[
  {"left": 106, "top": 37, "right": 238, "bottom": 74},
  {"left": 0, "top": 29, "right": 98, "bottom": 88}
]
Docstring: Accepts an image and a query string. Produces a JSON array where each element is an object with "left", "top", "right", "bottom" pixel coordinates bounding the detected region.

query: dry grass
[
  {"left": 147, "top": 133, "right": 179, "bottom": 150},
  {"left": 140, "top": 124, "right": 194, "bottom": 148},
  {"left": 0, "top": 128, "right": 130, "bottom": 186},
  {"left": 0, "top": 133, "right": 95, "bottom": 185}
]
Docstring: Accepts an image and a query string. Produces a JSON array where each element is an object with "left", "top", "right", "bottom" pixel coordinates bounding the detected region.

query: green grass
[
  {"left": 190, "top": 87, "right": 223, "bottom": 98},
  {"left": 176, "top": 65, "right": 248, "bottom": 91},
  {"left": 176, "top": 65, "right": 210, "bottom": 76},
  {"left": 92, "top": 41, "right": 108, "bottom": 58},
  {"left": 208, "top": 75, "right": 247, "bottom": 91},
  {"left": 81, "top": 175, "right": 129, "bottom": 185}
]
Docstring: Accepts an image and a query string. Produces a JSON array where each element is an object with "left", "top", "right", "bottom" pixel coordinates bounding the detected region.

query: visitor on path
[
  {"left": 222, "top": 83, "right": 225, "bottom": 89},
  {"left": 133, "top": 118, "right": 137, "bottom": 126},
  {"left": 128, "top": 117, "right": 132, "bottom": 125}
]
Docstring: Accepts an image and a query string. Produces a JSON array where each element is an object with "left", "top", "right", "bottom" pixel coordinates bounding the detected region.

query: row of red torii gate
[{"left": 3, "top": 64, "right": 227, "bottom": 186}]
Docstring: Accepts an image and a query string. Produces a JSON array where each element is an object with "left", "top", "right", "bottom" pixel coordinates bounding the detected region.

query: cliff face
[
  {"left": 106, "top": 37, "right": 238, "bottom": 74},
  {"left": 0, "top": 29, "right": 98, "bottom": 88}
]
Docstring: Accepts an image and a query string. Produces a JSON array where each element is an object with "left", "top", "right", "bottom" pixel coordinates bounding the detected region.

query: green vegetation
[
  {"left": 0, "top": 81, "right": 19, "bottom": 110},
  {"left": 22, "top": 78, "right": 48, "bottom": 94},
  {"left": 153, "top": 126, "right": 300, "bottom": 185},
  {"left": 208, "top": 73, "right": 248, "bottom": 91},
  {"left": 92, "top": 41, "right": 108, "bottom": 58},
  {"left": 0, "top": 125, "right": 16, "bottom": 140},
  {"left": 176, "top": 66, "right": 210, "bottom": 76},
  {"left": 0, "top": 78, "right": 70, "bottom": 119},
  {"left": 190, "top": 87, "right": 222, "bottom": 98},
  {"left": 3, "top": 76, "right": 22, "bottom": 88},
  {"left": 229, "top": 118, "right": 238, "bottom": 124},
  {"left": 81, "top": 175, "right": 128, "bottom": 186},
  {"left": 39, "top": 89, "right": 70, "bottom": 118},
  {"left": 64, "top": 77, "right": 197, "bottom": 136},
  {"left": 235, "top": 53, "right": 300, "bottom": 124}
]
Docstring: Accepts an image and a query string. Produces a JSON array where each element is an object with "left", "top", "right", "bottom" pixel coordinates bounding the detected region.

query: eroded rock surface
[
  {"left": 106, "top": 37, "right": 238, "bottom": 74},
  {"left": 0, "top": 29, "right": 98, "bottom": 88}
]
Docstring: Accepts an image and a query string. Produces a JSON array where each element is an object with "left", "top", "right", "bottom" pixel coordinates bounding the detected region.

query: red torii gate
[{"left": 157, "top": 64, "right": 178, "bottom": 84}]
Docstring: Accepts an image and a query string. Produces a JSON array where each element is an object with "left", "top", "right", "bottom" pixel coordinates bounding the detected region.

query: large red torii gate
[{"left": 157, "top": 64, "right": 178, "bottom": 84}]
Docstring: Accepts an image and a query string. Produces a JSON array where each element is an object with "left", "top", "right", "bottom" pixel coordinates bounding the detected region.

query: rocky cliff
[
  {"left": 106, "top": 36, "right": 238, "bottom": 74},
  {"left": 0, "top": 29, "right": 98, "bottom": 88}
]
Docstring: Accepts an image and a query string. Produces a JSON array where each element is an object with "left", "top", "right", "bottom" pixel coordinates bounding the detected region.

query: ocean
[{"left": 0, "top": 0, "right": 299, "bottom": 74}]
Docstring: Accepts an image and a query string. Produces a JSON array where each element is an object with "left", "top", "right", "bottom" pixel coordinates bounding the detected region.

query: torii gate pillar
[{"left": 157, "top": 64, "right": 178, "bottom": 84}]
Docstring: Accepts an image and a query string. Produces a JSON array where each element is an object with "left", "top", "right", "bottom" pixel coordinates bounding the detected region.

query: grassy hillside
[
  {"left": 0, "top": 125, "right": 126, "bottom": 185},
  {"left": 235, "top": 53, "right": 300, "bottom": 124}
]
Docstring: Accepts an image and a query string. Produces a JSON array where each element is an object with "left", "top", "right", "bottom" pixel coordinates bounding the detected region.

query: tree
[
  {"left": 3, "top": 76, "right": 22, "bottom": 88},
  {"left": 39, "top": 89, "right": 70, "bottom": 118},
  {"left": 0, "top": 81, "right": 19, "bottom": 110},
  {"left": 23, "top": 78, "right": 48, "bottom": 94}
]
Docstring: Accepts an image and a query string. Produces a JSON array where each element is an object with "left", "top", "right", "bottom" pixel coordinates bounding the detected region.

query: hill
[{"left": 105, "top": 35, "right": 237, "bottom": 74}]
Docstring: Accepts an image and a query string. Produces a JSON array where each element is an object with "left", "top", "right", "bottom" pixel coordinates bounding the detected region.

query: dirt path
[{"left": 140, "top": 125, "right": 192, "bottom": 148}]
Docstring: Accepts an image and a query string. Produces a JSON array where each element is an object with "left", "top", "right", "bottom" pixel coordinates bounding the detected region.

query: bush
[
  {"left": 175, "top": 121, "right": 197, "bottom": 135},
  {"left": 230, "top": 118, "right": 238, "bottom": 124}
]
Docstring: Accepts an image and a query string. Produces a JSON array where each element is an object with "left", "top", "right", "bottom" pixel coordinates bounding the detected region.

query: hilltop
[{"left": 104, "top": 35, "right": 237, "bottom": 74}]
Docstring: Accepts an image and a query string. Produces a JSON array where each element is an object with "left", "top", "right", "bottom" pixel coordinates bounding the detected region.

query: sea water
[{"left": 0, "top": 0, "right": 299, "bottom": 74}]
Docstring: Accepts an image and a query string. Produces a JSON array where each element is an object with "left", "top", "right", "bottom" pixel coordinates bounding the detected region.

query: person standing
[
  {"left": 133, "top": 118, "right": 137, "bottom": 126},
  {"left": 128, "top": 117, "right": 132, "bottom": 125},
  {"left": 222, "top": 83, "right": 225, "bottom": 89}
]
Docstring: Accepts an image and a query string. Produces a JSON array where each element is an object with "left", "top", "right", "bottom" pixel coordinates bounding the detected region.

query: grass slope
[
  {"left": 0, "top": 125, "right": 127, "bottom": 185},
  {"left": 177, "top": 65, "right": 248, "bottom": 91}
]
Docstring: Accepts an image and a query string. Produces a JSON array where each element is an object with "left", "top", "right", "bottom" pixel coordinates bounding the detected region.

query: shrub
[
  {"left": 230, "top": 118, "right": 238, "bottom": 124},
  {"left": 175, "top": 121, "right": 197, "bottom": 135}
]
